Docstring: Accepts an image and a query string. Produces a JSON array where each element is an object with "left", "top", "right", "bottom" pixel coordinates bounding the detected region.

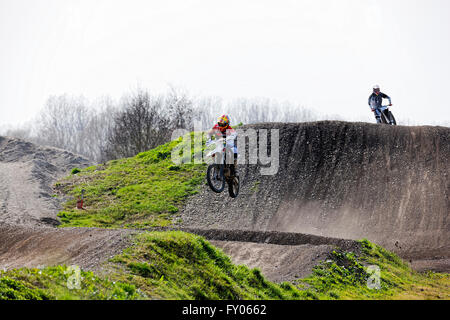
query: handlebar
[{"left": 206, "top": 136, "right": 236, "bottom": 146}]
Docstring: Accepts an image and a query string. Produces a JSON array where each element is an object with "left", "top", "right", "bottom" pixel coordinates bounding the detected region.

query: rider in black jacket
[{"left": 368, "top": 85, "right": 393, "bottom": 124}]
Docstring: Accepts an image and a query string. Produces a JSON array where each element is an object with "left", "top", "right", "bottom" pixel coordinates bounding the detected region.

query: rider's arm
[
  {"left": 382, "top": 93, "right": 392, "bottom": 105},
  {"left": 226, "top": 128, "right": 237, "bottom": 140},
  {"left": 207, "top": 127, "right": 220, "bottom": 140},
  {"left": 368, "top": 95, "right": 374, "bottom": 110}
]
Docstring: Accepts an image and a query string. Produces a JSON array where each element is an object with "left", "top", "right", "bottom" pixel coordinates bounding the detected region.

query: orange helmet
[{"left": 217, "top": 115, "right": 230, "bottom": 128}]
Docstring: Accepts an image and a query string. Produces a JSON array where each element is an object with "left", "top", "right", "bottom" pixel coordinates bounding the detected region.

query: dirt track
[
  {"left": 0, "top": 224, "right": 134, "bottom": 271},
  {"left": 180, "top": 122, "right": 450, "bottom": 272},
  {"left": 179, "top": 227, "right": 362, "bottom": 282},
  {"left": 1, "top": 121, "right": 449, "bottom": 280},
  {"left": 210, "top": 241, "right": 335, "bottom": 282}
]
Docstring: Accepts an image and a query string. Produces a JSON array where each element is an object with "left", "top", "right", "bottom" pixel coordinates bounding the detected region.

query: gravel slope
[
  {"left": 0, "top": 137, "right": 132, "bottom": 271},
  {"left": 180, "top": 121, "right": 450, "bottom": 272},
  {"left": 0, "top": 136, "right": 91, "bottom": 226}
]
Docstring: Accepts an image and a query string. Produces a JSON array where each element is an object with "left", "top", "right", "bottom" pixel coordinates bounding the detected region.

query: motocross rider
[
  {"left": 207, "top": 115, "right": 238, "bottom": 175},
  {"left": 368, "top": 85, "right": 393, "bottom": 124}
]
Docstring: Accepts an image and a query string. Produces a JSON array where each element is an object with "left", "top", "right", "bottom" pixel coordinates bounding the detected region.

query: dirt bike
[
  {"left": 205, "top": 137, "right": 240, "bottom": 198},
  {"left": 377, "top": 105, "right": 397, "bottom": 125}
]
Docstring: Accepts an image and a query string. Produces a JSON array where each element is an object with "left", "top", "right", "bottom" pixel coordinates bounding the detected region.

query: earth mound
[{"left": 180, "top": 121, "right": 450, "bottom": 271}]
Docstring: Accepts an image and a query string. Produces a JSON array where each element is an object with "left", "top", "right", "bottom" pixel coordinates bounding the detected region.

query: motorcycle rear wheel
[{"left": 228, "top": 175, "right": 240, "bottom": 198}]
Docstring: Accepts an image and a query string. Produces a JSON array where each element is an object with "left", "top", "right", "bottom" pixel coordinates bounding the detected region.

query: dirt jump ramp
[{"left": 181, "top": 121, "right": 449, "bottom": 270}]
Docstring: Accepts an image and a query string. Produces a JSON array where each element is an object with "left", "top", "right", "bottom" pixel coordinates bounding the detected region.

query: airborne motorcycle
[{"left": 205, "top": 137, "right": 240, "bottom": 198}]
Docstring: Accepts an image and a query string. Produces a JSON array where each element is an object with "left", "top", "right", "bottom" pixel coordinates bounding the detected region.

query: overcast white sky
[{"left": 1, "top": 0, "right": 450, "bottom": 129}]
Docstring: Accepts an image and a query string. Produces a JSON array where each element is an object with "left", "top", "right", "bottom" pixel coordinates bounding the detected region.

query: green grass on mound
[
  {"left": 55, "top": 133, "right": 206, "bottom": 228},
  {"left": 0, "top": 266, "right": 142, "bottom": 300},
  {"left": 296, "top": 239, "right": 449, "bottom": 300},
  {"left": 106, "top": 231, "right": 301, "bottom": 300}
]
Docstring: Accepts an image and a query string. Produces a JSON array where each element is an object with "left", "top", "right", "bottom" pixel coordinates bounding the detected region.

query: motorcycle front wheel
[
  {"left": 389, "top": 112, "right": 397, "bottom": 125},
  {"left": 207, "top": 164, "right": 225, "bottom": 193},
  {"left": 380, "top": 111, "right": 389, "bottom": 124}
]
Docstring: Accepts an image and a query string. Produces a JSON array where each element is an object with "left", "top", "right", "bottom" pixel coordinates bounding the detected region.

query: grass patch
[
  {"left": 55, "top": 133, "right": 207, "bottom": 228},
  {"left": 0, "top": 266, "right": 142, "bottom": 300},
  {"left": 71, "top": 168, "right": 81, "bottom": 175},
  {"left": 250, "top": 181, "right": 260, "bottom": 193},
  {"left": 295, "top": 239, "right": 450, "bottom": 300}
]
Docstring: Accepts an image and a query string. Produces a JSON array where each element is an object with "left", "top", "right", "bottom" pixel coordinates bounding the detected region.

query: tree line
[{"left": 2, "top": 87, "right": 319, "bottom": 163}]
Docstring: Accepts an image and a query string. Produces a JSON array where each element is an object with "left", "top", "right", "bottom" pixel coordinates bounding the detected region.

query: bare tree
[
  {"left": 165, "top": 86, "right": 194, "bottom": 130},
  {"left": 4, "top": 88, "right": 321, "bottom": 163},
  {"left": 34, "top": 94, "right": 90, "bottom": 153},
  {"left": 103, "top": 89, "right": 170, "bottom": 159},
  {"left": 192, "top": 95, "right": 224, "bottom": 129},
  {"left": 191, "top": 96, "right": 318, "bottom": 129},
  {"left": 84, "top": 97, "right": 117, "bottom": 162},
  {"left": 28, "top": 94, "right": 117, "bottom": 162}
]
